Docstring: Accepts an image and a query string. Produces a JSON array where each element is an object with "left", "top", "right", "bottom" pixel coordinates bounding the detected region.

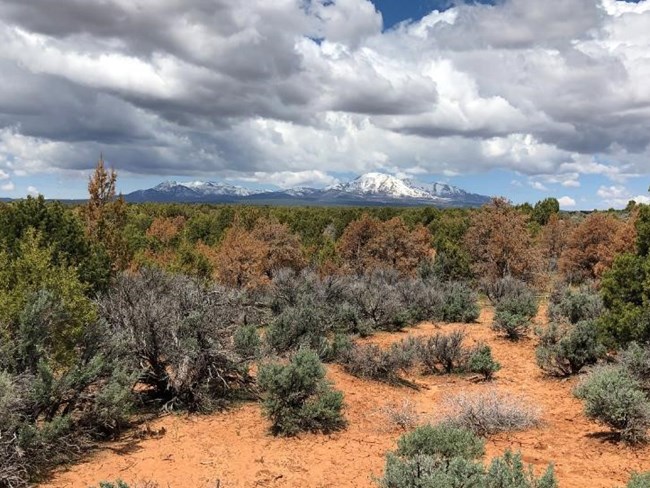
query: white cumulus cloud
[{"left": 558, "top": 196, "right": 576, "bottom": 208}]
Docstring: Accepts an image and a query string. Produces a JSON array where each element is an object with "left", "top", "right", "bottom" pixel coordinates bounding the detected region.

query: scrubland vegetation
[{"left": 2, "top": 160, "right": 650, "bottom": 487}]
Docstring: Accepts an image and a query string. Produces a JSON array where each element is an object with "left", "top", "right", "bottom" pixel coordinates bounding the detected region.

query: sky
[{"left": 1, "top": 0, "right": 650, "bottom": 209}]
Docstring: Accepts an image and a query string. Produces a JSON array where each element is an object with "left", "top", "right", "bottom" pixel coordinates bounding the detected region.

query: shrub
[
  {"left": 491, "top": 282, "right": 538, "bottom": 341},
  {"left": 627, "top": 472, "right": 650, "bottom": 488},
  {"left": 396, "top": 277, "right": 479, "bottom": 324},
  {"left": 439, "top": 282, "right": 480, "bottom": 323},
  {"left": 317, "top": 333, "right": 353, "bottom": 363},
  {"left": 258, "top": 349, "right": 345, "bottom": 436},
  {"left": 536, "top": 320, "right": 605, "bottom": 376},
  {"left": 380, "top": 400, "right": 420, "bottom": 431},
  {"left": 466, "top": 343, "right": 501, "bottom": 380},
  {"left": 233, "top": 324, "right": 262, "bottom": 359},
  {"left": 548, "top": 283, "right": 603, "bottom": 324},
  {"left": 442, "top": 390, "right": 541, "bottom": 436},
  {"left": 97, "top": 482, "right": 130, "bottom": 488},
  {"left": 396, "top": 278, "right": 445, "bottom": 324},
  {"left": 340, "top": 341, "right": 415, "bottom": 385},
  {"left": 379, "top": 452, "right": 485, "bottom": 488},
  {"left": 494, "top": 288, "right": 538, "bottom": 320},
  {"left": 347, "top": 269, "right": 413, "bottom": 332},
  {"left": 0, "top": 230, "right": 97, "bottom": 367},
  {"left": 379, "top": 448, "right": 556, "bottom": 488},
  {"left": 485, "top": 450, "right": 557, "bottom": 488},
  {"left": 0, "top": 293, "right": 135, "bottom": 487},
  {"left": 619, "top": 342, "right": 650, "bottom": 394},
  {"left": 99, "top": 269, "right": 252, "bottom": 412},
  {"left": 483, "top": 276, "right": 531, "bottom": 306},
  {"left": 575, "top": 365, "right": 650, "bottom": 443},
  {"left": 598, "top": 253, "right": 650, "bottom": 347},
  {"left": 493, "top": 311, "right": 531, "bottom": 340},
  {"left": 266, "top": 302, "right": 331, "bottom": 355},
  {"left": 395, "top": 423, "right": 485, "bottom": 461},
  {"left": 415, "top": 330, "right": 467, "bottom": 375},
  {"left": 93, "top": 482, "right": 159, "bottom": 488}
]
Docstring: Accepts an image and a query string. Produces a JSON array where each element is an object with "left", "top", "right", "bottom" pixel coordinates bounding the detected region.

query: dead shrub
[
  {"left": 380, "top": 400, "right": 421, "bottom": 431},
  {"left": 440, "top": 389, "right": 541, "bottom": 436}
]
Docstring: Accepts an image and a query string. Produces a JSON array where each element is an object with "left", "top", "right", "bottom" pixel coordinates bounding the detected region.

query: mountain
[
  {"left": 125, "top": 180, "right": 254, "bottom": 203},
  {"left": 124, "top": 173, "right": 491, "bottom": 207},
  {"left": 328, "top": 173, "right": 433, "bottom": 199}
]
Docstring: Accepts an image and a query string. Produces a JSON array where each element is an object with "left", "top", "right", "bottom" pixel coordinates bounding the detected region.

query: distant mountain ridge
[{"left": 124, "top": 173, "right": 491, "bottom": 207}]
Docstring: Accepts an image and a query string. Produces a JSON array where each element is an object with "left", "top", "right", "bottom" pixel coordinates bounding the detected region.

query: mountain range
[{"left": 124, "top": 172, "right": 491, "bottom": 207}]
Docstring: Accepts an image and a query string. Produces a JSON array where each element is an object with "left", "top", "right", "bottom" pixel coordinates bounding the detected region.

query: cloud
[
  {"left": 26, "top": 185, "right": 38, "bottom": 196},
  {"left": 597, "top": 184, "right": 650, "bottom": 207},
  {"left": 231, "top": 170, "right": 339, "bottom": 188},
  {"left": 1, "top": 180, "right": 14, "bottom": 191},
  {"left": 0, "top": 0, "right": 649, "bottom": 184},
  {"left": 557, "top": 196, "right": 576, "bottom": 208},
  {"left": 529, "top": 180, "right": 548, "bottom": 191}
]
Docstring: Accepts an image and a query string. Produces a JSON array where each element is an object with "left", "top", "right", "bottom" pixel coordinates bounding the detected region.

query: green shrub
[
  {"left": 493, "top": 311, "right": 531, "bottom": 340},
  {"left": 574, "top": 365, "right": 650, "bottom": 443},
  {"left": 415, "top": 331, "right": 467, "bottom": 374},
  {"left": 495, "top": 291, "right": 538, "bottom": 320},
  {"left": 233, "top": 324, "right": 261, "bottom": 359},
  {"left": 536, "top": 320, "right": 605, "bottom": 376},
  {"left": 598, "top": 253, "right": 649, "bottom": 347},
  {"left": 340, "top": 341, "right": 415, "bottom": 385},
  {"left": 81, "top": 366, "right": 138, "bottom": 438},
  {"left": 485, "top": 450, "right": 557, "bottom": 488},
  {"left": 395, "top": 423, "right": 485, "bottom": 461},
  {"left": 466, "top": 343, "right": 501, "bottom": 380},
  {"left": 548, "top": 284, "right": 603, "bottom": 324},
  {"left": 440, "top": 282, "right": 480, "bottom": 323},
  {"left": 397, "top": 279, "right": 445, "bottom": 324},
  {"left": 379, "top": 453, "right": 485, "bottom": 488},
  {"left": 619, "top": 342, "right": 650, "bottom": 393},
  {"left": 489, "top": 278, "right": 537, "bottom": 341},
  {"left": 379, "top": 446, "right": 556, "bottom": 488},
  {"left": 258, "top": 349, "right": 345, "bottom": 436},
  {"left": 266, "top": 302, "right": 330, "bottom": 355},
  {"left": 0, "top": 293, "right": 135, "bottom": 487},
  {"left": 96, "top": 481, "right": 130, "bottom": 488},
  {"left": 317, "top": 333, "right": 353, "bottom": 363},
  {"left": 627, "top": 472, "right": 650, "bottom": 488}
]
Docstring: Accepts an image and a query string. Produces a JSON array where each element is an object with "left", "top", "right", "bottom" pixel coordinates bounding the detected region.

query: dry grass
[
  {"left": 379, "top": 399, "right": 420, "bottom": 431},
  {"left": 439, "top": 389, "right": 541, "bottom": 436}
]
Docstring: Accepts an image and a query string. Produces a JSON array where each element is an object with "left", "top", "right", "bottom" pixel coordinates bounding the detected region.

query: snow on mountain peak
[
  {"left": 332, "top": 172, "right": 434, "bottom": 199},
  {"left": 154, "top": 180, "right": 253, "bottom": 196}
]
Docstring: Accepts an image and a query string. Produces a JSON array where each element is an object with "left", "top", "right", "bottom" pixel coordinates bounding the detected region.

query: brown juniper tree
[
  {"left": 83, "top": 155, "right": 129, "bottom": 270},
  {"left": 337, "top": 214, "right": 431, "bottom": 275},
  {"left": 464, "top": 198, "right": 539, "bottom": 282}
]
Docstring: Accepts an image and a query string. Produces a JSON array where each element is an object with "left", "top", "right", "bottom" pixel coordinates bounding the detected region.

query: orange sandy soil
[{"left": 42, "top": 305, "right": 650, "bottom": 488}]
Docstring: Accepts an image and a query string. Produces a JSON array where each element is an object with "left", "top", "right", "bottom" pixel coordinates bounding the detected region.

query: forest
[{"left": 2, "top": 160, "right": 650, "bottom": 488}]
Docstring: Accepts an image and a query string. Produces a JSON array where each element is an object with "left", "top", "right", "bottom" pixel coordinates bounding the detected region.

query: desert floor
[{"left": 42, "top": 305, "right": 650, "bottom": 488}]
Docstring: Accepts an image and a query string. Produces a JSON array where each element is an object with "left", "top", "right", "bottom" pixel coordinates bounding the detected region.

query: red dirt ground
[{"left": 42, "top": 305, "right": 650, "bottom": 488}]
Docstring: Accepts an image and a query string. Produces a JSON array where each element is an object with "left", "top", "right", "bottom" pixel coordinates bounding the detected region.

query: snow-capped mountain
[
  {"left": 326, "top": 173, "right": 487, "bottom": 204},
  {"left": 127, "top": 180, "right": 254, "bottom": 202},
  {"left": 125, "top": 173, "right": 491, "bottom": 207},
  {"left": 181, "top": 181, "right": 253, "bottom": 197},
  {"left": 328, "top": 173, "right": 433, "bottom": 199}
]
